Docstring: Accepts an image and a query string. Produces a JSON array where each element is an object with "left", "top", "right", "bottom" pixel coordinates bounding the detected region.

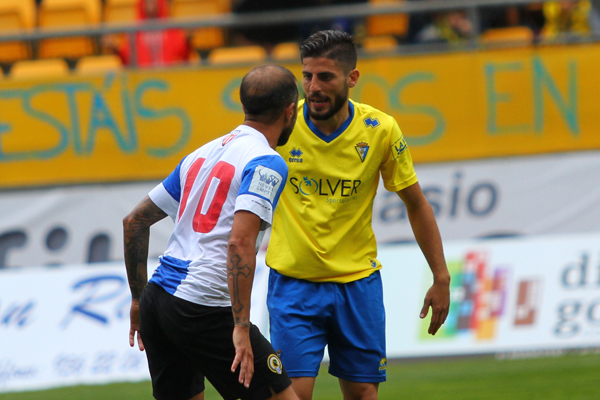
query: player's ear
[
  {"left": 285, "top": 102, "right": 296, "bottom": 120},
  {"left": 348, "top": 69, "right": 360, "bottom": 88}
]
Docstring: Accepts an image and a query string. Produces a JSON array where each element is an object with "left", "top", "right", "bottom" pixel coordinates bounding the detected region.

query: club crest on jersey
[
  {"left": 355, "top": 142, "right": 370, "bottom": 163},
  {"left": 289, "top": 148, "right": 303, "bottom": 163},
  {"left": 268, "top": 354, "right": 283, "bottom": 374},
  {"left": 222, "top": 130, "right": 240, "bottom": 146},
  {"left": 364, "top": 117, "right": 380, "bottom": 128},
  {"left": 391, "top": 137, "right": 407, "bottom": 160}
]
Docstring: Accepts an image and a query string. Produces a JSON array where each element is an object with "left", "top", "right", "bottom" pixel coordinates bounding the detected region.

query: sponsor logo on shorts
[
  {"left": 268, "top": 354, "right": 283, "bottom": 374},
  {"left": 379, "top": 357, "right": 387, "bottom": 371}
]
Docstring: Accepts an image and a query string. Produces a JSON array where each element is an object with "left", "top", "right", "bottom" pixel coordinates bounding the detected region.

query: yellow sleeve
[{"left": 380, "top": 118, "right": 418, "bottom": 192}]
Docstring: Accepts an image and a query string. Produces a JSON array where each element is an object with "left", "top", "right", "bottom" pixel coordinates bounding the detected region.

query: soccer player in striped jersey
[
  {"left": 265, "top": 31, "right": 451, "bottom": 400},
  {"left": 123, "top": 65, "right": 300, "bottom": 400}
]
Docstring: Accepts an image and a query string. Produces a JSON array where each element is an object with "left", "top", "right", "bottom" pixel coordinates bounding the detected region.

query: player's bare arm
[
  {"left": 397, "top": 182, "right": 450, "bottom": 335},
  {"left": 227, "top": 210, "right": 262, "bottom": 388},
  {"left": 123, "top": 195, "right": 167, "bottom": 349}
]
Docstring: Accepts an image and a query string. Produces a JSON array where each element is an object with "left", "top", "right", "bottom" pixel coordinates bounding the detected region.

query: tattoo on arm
[
  {"left": 227, "top": 253, "right": 252, "bottom": 317},
  {"left": 124, "top": 196, "right": 167, "bottom": 300}
]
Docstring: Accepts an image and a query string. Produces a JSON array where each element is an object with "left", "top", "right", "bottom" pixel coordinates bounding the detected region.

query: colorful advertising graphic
[
  {"left": 421, "top": 251, "right": 509, "bottom": 341},
  {"left": 379, "top": 233, "right": 600, "bottom": 358},
  {"left": 1, "top": 44, "right": 600, "bottom": 188}
]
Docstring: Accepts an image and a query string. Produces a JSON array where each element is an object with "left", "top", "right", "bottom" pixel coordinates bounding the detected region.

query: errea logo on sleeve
[{"left": 249, "top": 166, "right": 283, "bottom": 202}]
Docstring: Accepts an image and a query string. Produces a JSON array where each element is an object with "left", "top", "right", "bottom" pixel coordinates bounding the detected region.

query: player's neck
[
  {"left": 310, "top": 100, "right": 350, "bottom": 136},
  {"left": 242, "top": 120, "right": 279, "bottom": 149}
]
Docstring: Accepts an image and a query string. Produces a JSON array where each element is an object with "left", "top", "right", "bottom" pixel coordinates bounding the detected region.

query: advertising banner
[
  {"left": 1, "top": 43, "right": 600, "bottom": 188},
  {"left": 0, "top": 182, "right": 172, "bottom": 268},
  {"left": 373, "top": 150, "right": 600, "bottom": 243},
  {"left": 380, "top": 232, "right": 600, "bottom": 358},
  {"left": 2, "top": 151, "right": 600, "bottom": 268},
  {"left": 0, "top": 261, "right": 271, "bottom": 393},
  {"left": 2, "top": 233, "right": 599, "bottom": 393}
]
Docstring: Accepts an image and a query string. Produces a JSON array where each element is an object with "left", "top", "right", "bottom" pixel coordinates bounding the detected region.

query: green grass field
[{"left": 1, "top": 352, "right": 599, "bottom": 400}]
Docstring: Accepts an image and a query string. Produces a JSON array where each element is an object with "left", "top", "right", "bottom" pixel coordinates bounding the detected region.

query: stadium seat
[
  {"left": 0, "top": 0, "right": 35, "bottom": 63},
  {"left": 207, "top": 45, "right": 267, "bottom": 65},
  {"left": 104, "top": 0, "right": 138, "bottom": 23},
  {"left": 271, "top": 42, "right": 300, "bottom": 61},
  {"left": 480, "top": 26, "right": 534, "bottom": 45},
  {"left": 362, "top": 35, "right": 398, "bottom": 53},
  {"left": 38, "top": 0, "right": 102, "bottom": 59},
  {"left": 171, "top": 0, "right": 230, "bottom": 14},
  {"left": 171, "top": 0, "right": 226, "bottom": 52},
  {"left": 366, "top": 0, "right": 409, "bottom": 39},
  {"left": 10, "top": 59, "right": 70, "bottom": 80},
  {"left": 75, "top": 54, "right": 123, "bottom": 74}
]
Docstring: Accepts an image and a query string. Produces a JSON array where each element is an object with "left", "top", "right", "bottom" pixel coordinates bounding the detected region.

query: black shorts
[{"left": 139, "top": 282, "right": 291, "bottom": 400}]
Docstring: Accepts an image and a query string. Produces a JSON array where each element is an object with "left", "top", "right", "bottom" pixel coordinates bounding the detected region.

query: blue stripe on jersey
[
  {"left": 304, "top": 101, "right": 354, "bottom": 143},
  {"left": 239, "top": 155, "right": 288, "bottom": 209},
  {"left": 161, "top": 157, "right": 185, "bottom": 201},
  {"left": 148, "top": 255, "right": 190, "bottom": 295}
]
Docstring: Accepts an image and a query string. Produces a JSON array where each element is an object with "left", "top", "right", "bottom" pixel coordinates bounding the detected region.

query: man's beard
[
  {"left": 306, "top": 84, "right": 349, "bottom": 121},
  {"left": 277, "top": 112, "right": 297, "bottom": 147},
  {"left": 277, "top": 124, "right": 293, "bottom": 146}
]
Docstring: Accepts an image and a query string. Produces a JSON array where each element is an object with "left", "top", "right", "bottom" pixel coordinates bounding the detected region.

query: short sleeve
[
  {"left": 148, "top": 158, "right": 185, "bottom": 220},
  {"left": 234, "top": 155, "right": 288, "bottom": 227},
  {"left": 380, "top": 119, "right": 418, "bottom": 192}
]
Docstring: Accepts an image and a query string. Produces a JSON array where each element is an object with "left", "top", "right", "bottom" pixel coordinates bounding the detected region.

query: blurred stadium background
[{"left": 1, "top": 0, "right": 599, "bottom": 398}]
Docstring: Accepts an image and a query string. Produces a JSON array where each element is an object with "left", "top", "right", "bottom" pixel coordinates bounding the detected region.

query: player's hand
[
  {"left": 420, "top": 279, "right": 450, "bottom": 335},
  {"left": 231, "top": 324, "right": 254, "bottom": 388},
  {"left": 129, "top": 300, "right": 145, "bottom": 351}
]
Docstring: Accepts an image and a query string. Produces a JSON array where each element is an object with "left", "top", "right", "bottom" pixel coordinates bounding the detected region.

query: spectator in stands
[
  {"left": 479, "top": 4, "right": 545, "bottom": 39},
  {"left": 104, "top": 0, "right": 191, "bottom": 67},
  {"left": 413, "top": 9, "right": 473, "bottom": 44},
  {"left": 541, "top": 0, "right": 600, "bottom": 39},
  {"left": 230, "top": 0, "right": 305, "bottom": 50},
  {"left": 298, "top": 0, "right": 365, "bottom": 40},
  {"left": 231, "top": 0, "right": 366, "bottom": 50},
  {"left": 406, "top": 0, "right": 472, "bottom": 44}
]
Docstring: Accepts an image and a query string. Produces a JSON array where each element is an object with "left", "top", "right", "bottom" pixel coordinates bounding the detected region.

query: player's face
[
  {"left": 277, "top": 104, "right": 298, "bottom": 147},
  {"left": 302, "top": 57, "right": 351, "bottom": 121}
]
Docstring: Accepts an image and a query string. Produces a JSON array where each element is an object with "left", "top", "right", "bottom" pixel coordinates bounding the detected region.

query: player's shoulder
[
  {"left": 350, "top": 99, "right": 397, "bottom": 130},
  {"left": 227, "top": 127, "right": 287, "bottom": 170}
]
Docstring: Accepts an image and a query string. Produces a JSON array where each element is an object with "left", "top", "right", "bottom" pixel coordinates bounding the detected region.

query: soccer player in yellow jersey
[{"left": 265, "top": 30, "right": 451, "bottom": 400}]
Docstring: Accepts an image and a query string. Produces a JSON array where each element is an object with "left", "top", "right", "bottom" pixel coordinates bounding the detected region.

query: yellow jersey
[{"left": 266, "top": 99, "right": 417, "bottom": 283}]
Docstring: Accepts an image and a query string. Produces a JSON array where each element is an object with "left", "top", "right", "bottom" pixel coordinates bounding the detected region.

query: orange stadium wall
[{"left": 1, "top": 43, "right": 599, "bottom": 188}]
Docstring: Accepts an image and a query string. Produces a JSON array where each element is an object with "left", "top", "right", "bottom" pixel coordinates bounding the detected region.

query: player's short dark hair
[
  {"left": 240, "top": 65, "right": 298, "bottom": 124},
  {"left": 300, "top": 30, "right": 357, "bottom": 73}
]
